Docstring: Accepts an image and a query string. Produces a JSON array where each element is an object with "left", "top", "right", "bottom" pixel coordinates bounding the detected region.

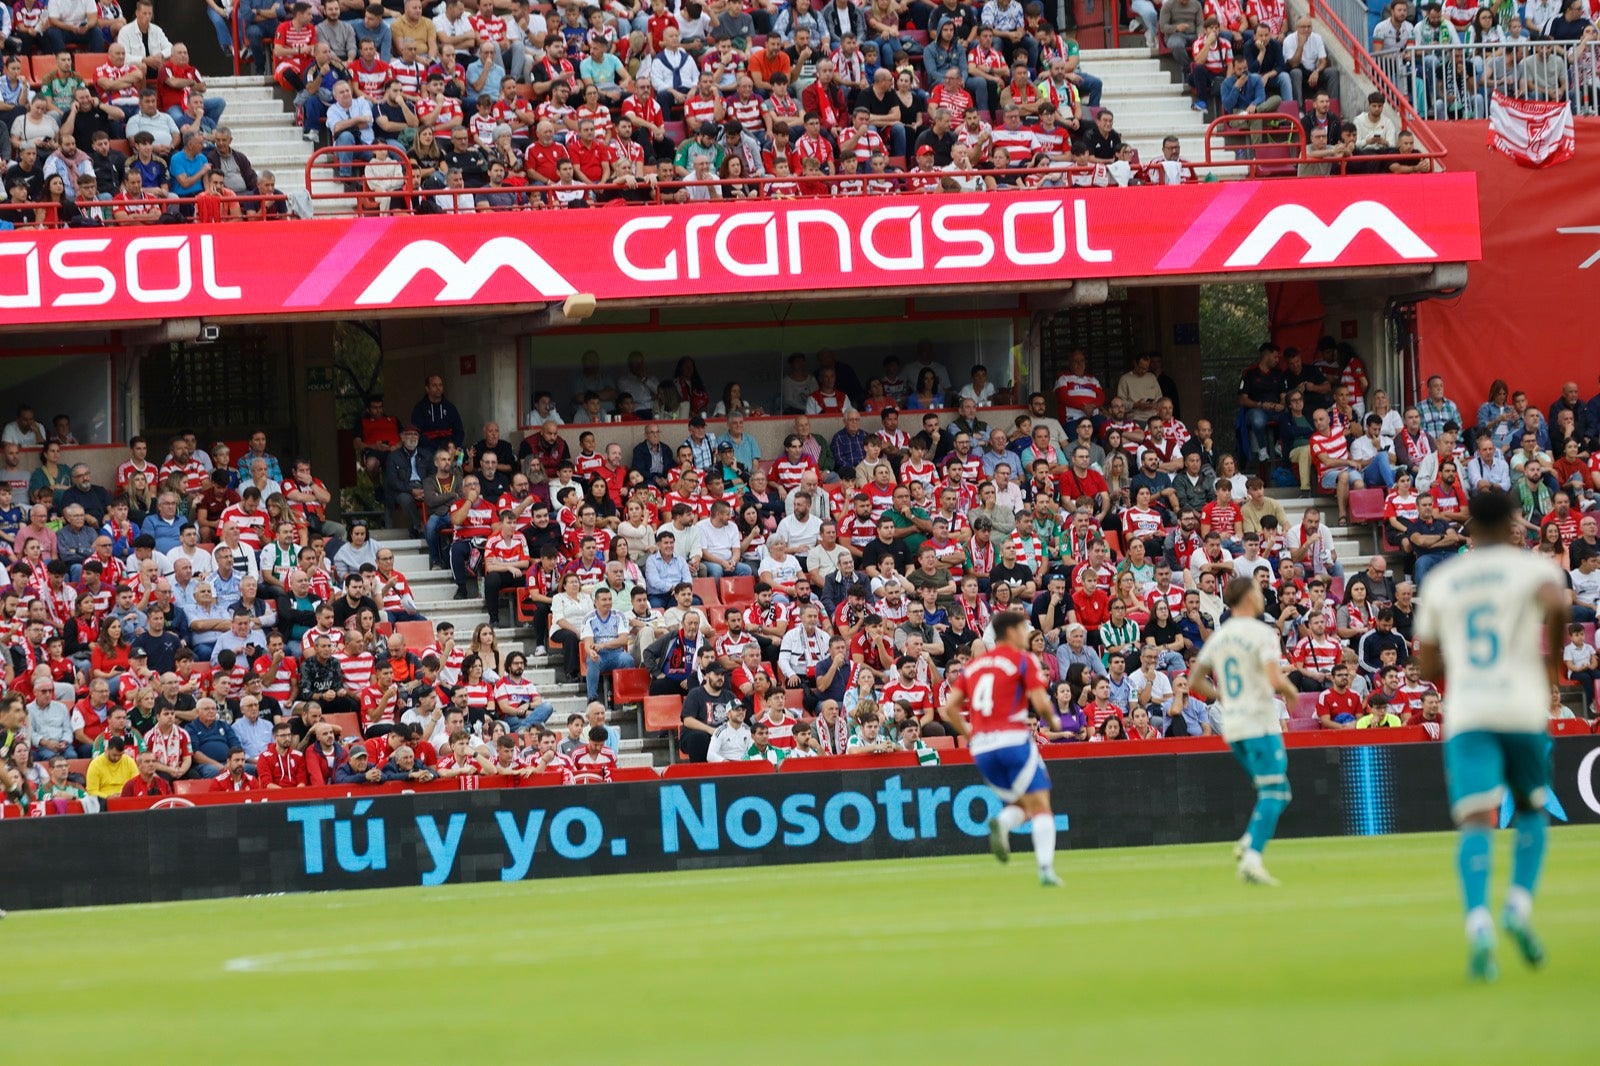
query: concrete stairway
[
  {"left": 370, "top": 528, "right": 665, "bottom": 770},
  {"left": 208, "top": 74, "right": 315, "bottom": 208},
  {"left": 1077, "top": 47, "right": 1213, "bottom": 163}
]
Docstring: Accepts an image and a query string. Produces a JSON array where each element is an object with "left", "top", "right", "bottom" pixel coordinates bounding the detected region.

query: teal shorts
[
  {"left": 1230, "top": 734, "right": 1291, "bottom": 801},
  {"left": 1443, "top": 730, "right": 1551, "bottom": 823}
]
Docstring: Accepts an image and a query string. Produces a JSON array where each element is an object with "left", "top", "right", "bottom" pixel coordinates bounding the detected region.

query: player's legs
[
  {"left": 1501, "top": 732, "right": 1553, "bottom": 968},
  {"left": 1444, "top": 731, "right": 1505, "bottom": 980},
  {"left": 975, "top": 740, "right": 1058, "bottom": 883},
  {"left": 1229, "top": 736, "right": 1291, "bottom": 884}
]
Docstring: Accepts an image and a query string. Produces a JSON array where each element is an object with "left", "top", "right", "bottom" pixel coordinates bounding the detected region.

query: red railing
[{"left": 1309, "top": 0, "right": 1451, "bottom": 163}]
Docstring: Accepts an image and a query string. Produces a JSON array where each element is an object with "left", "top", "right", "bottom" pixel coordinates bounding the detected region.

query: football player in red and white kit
[{"left": 940, "top": 609, "right": 1063, "bottom": 885}]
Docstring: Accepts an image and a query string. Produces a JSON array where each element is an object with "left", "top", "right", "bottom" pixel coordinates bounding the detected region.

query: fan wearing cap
[
  {"left": 906, "top": 143, "right": 942, "bottom": 192},
  {"left": 333, "top": 741, "right": 384, "bottom": 785},
  {"left": 678, "top": 660, "right": 745, "bottom": 762}
]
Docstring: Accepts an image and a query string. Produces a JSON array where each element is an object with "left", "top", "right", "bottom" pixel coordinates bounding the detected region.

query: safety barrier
[{"left": 4, "top": 733, "right": 1595, "bottom": 911}]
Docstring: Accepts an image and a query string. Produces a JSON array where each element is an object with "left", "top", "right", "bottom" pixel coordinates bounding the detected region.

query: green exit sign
[{"left": 306, "top": 367, "right": 335, "bottom": 392}]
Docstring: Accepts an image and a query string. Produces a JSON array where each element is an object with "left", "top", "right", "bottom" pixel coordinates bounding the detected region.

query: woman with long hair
[
  {"left": 468, "top": 622, "right": 505, "bottom": 678},
  {"left": 610, "top": 535, "right": 645, "bottom": 586},
  {"left": 668, "top": 357, "right": 710, "bottom": 419},
  {"left": 904, "top": 367, "right": 945, "bottom": 410}
]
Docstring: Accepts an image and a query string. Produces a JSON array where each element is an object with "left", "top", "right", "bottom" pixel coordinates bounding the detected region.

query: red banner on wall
[
  {"left": 0, "top": 174, "right": 1481, "bottom": 328},
  {"left": 1419, "top": 118, "right": 1600, "bottom": 409}
]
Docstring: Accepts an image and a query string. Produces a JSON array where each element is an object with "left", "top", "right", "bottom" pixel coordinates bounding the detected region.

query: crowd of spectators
[
  {"left": 2, "top": 348, "right": 1598, "bottom": 806},
  {"left": 1369, "top": 0, "right": 1600, "bottom": 119},
  {"left": 0, "top": 0, "right": 1465, "bottom": 223},
  {"left": 372, "top": 348, "right": 1600, "bottom": 760}
]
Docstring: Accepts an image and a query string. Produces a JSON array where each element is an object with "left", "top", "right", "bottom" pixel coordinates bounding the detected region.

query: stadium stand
[
  {"left": 0, "top": 0, "right": 1468, "bottom": 223},
  {"left": 1, "top": 339, "right": 1597, "bottom": 814}
]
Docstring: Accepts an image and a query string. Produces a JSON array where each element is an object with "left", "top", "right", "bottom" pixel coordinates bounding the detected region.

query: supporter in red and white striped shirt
[
  {"left": 750, "top": 690, "right": 796, "bottom": 747},
  {"left": 566, "top": 727, "right": 617, "bottom": 782},
  {"left": 250, "top": 633, "right": 297, "bottom": 696},
  {"left": 1309, "top": 407, "right": 1359, "bottom": 523},
  {"left": 1290, "top": 613, "right": 1342, "bottom": 691},
  {"left": 359, "top": 659, "right": 400, "bottom": 734},
  {"left": 436, "top": 730, "right": 487, "bottom": 777}
]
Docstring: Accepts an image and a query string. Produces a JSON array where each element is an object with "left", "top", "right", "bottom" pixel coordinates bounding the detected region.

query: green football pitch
[{"left": 11, "top": 827, "right": 1597, "bottom": 1064}]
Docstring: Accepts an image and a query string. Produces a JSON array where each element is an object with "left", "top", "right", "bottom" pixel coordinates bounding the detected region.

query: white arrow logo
[
  {"left": 355, "top": 237, "right": 578, "bottom": 305},
  {"left": 1225, "top": 201, "right": 1438, "bottom": 267}
]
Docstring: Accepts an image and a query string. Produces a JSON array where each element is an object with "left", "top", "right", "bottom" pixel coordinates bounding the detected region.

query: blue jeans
[
  {"left": 872, "top": 33, "right": 900, "bottom": 68},
  {"left": 504, "top": 704, "right": 554, "bottom": 731},
  {"left": 168, "top": 97, "right": 226, "bottom": 128},
  {"left": 332, "top": 133, "right": 374, "bottom": 178},
  {"left": 449, "top": 539, "right": 477, "bottom": 589},
  {"left": 1129, "top": 0, "right": 1158, "bottom": 32},
  {"left": 1412, "top": 550, "right": 1453, "bottom": 589},
  {"left": 187, "top": 762, "right": 224, "bottom": 779},
  {"left": 701, "top": 561, "right": 752, "bottom": 579},
  {"left": 1073, "top": 72, "right": 1103, "bottom": 107},
  {"left": 302, "top": 94, "right": 327, "bottom": 134},
  {"left": 586, "top": 647, "right": 635, "bottom": 702},
  {"left": 245, "top": 19, "right": 279, "bottom": 71},
  {"left": 1244, "top": 408, "right": 1276, "bottom": 454},
  {"left": 424, "top": 515, "right": 452, "bottom": 566},
  {"left": 1360, "top": 451, "right": 1396, "bottom": 490},
  {"left": 206, "top": 7, "right": 235, "bottom": 52}
]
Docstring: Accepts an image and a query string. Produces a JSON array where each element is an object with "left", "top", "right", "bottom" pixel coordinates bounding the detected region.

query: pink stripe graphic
[
  {"left": 1154, "top": 183, "right": 1260, "bottom": 271},
  {"left": 284, "top": 217, "right": 397, "bottom": 308}
]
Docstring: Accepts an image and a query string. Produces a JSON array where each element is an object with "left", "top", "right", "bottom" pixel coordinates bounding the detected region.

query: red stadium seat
[
  {"left": 612, "top": 668, "right": 651, "bottom": 706},
  {"left": 925, "top": 735, "right": 955, "bottom": 750},
  {"left": 643, "top": 694, "right": 681, "bottom": 736},
  {"left": 1292, "top": 693, "right": 1320, "bottom": 721},
  {"left": 719, "top": 575, "right": 755, "bottom": 607},
  {"left": 1287, "top": 718, "right": 1321, "bottom": 732},
  {"left": 66, "top": 758, "right": 90, "bottom": 777},
  {"left": 1348, "top": 488, "right": 1386, "bottom": 525},
  {"left": 692, "top": 577, "right": 721, "bottom": 606},
  {"left": 514, "top": 589, "right": 541, "bottom": 623},
  {"left": 784, "top": 687, "right": 805, "bottom": 709},
  {"left": 325, "top": 712, "right": 362, "bottom": 740},
  {"left": 174, "top": 779, "right": 212, "bottom": 795},
  {"left": 394, "top": 620, "right": 434, "bottom": 651}
]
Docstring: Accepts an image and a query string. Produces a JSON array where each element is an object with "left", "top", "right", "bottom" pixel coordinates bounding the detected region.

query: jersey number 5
[{"left": 1464, "top": 604, "right": 1499, "bottom": 668}]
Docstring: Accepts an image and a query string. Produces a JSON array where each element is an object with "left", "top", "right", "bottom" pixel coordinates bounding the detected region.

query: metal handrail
[{"left": 1308, "top": 0, "right": 1452, "bottom": 162}]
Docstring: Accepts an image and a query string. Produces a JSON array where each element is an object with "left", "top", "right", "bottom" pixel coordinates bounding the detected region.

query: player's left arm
[
  {"left": 1264, "top": 657, "right": 1299, "bottom": 705},
  {"left": 1187, "top": 659, "right": 1217, "bottom": 702},
  {"left": 938, "top": 689, "right": 969, "bottom": 738},
  {"left": 1539, "top": 580, "right": 1570, "bottom": 690}
]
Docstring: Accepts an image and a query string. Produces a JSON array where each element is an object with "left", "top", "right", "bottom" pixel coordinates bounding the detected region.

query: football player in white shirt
[
  {"left": 1189, "top": 577, "right": 1301, "bottom": 886},
  {"left": 1415, "top": 489, "right": 1567, "bottom": 982}
]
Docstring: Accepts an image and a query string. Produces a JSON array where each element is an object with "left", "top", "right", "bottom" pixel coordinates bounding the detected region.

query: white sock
[
  {"left": 1505, "top": 886, "right": 1533, "bottom": 924},
  {"left": 1030, "top": 813, "right": 1056, "bottom": 871},
  {"left": 1465, "top": 906, "right": 1494, "bottom": 940},
  {"left": 997, "top": 805, "right": 1027, "bottom": 833},
  {"left": 1241, "top": 848, "right": 1262, "bottom": 866}
]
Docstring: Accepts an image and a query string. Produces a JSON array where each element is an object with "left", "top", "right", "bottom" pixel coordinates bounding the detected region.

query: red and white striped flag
[{"left": 1487, "top": 92, "right": 1576, "bottom": 168}]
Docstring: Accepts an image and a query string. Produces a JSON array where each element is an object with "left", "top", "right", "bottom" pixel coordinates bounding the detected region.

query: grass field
[{"left": 13, "top": 827, "right": 1598, "bottom": 1063}]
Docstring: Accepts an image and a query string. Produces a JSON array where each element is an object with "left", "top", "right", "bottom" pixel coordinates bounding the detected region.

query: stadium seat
[
  {"left": 66, "top": 758, "right": 90, "bottom": 777},
  {"left": 1250, "top": 144, "right": 1297, "bottom": 178},
  {"left": 1348, "top": 488, "right": 1385, "bottom": 525},
  {"left": 643, "top": 695, "right": 683, "bottom": 759},
  {"left": 783, "top": 687, "right": 805, "bottom": 709},
  {"left": 174, "top": 779, "right": 212, "bottom": 795},
  {"left": 73, "top": 52, "right": 108, "bottom": 81},
  {"left": 1103, "top": 529, "right": 1123, "bottom": 558},
  {"left": 692, "top": 577, "right": 721, "bottom": 606},
  {"left": 1292, "top": 693, "right": 1320, "bottom": 721},
  {"left": 925, "top": 735, "right": 955, "bottom": 750},
  {"left": 1287, "top": 718, "right": 1320, "bottom": 732},
  {"left": 325, "top": 712, "right": 362, "bottom": 739},
  {"left": 514, "top": 589, "right": 541, "bottom": 623},
  {"left": 394, "top": 620, "right": 434, "bottom": 650},
  {"left": 612, "top": 668, "right": 650, "bottom": 705},
  {"left": 719, "top": 575, "right": 755, "bottom": 607}
]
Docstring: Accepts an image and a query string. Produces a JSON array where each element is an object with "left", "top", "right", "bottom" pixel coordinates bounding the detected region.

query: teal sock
[
  {"left": 1247, "top": 792, "right": 1287, "bottom": 854},
  {"left": 1457, "top": 825, "right": 1493, "bottom": 915},
  {"left": 1511, "top": 810, "right": 1548, "bottom": 897}
]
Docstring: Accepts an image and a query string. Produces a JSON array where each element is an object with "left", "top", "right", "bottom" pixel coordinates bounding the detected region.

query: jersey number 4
[{"left": 970, "top": 673, "right": 995, "bottom": 714}]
